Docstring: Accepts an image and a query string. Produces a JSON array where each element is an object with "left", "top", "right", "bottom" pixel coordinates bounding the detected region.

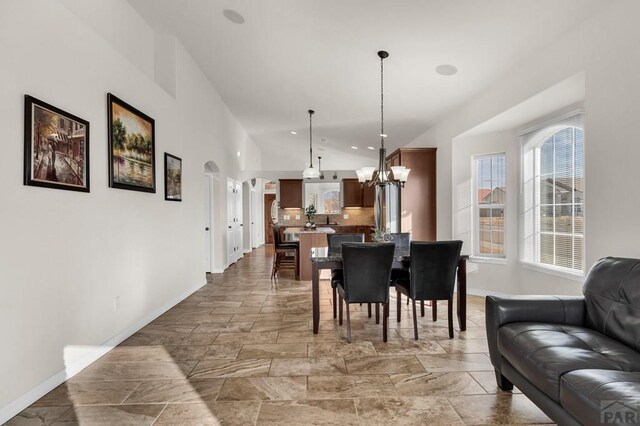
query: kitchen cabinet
[
  {"left": 385, "top": 148, "right": 437, "bottom": 241},
  {"left": 343, "top": 178, "right": 376, "bottom": 208},
  {"left": 279, "top": 179, "right": 303, "bottom": 209},
  {"left": 362, "top": 184, "right": 376, "bottom": 207},
  {"left": 342, "top": 179, "right": 363, "bottom": 208}
]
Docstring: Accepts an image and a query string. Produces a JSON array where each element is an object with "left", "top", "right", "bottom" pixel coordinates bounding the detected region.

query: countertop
[{"left": 283, "top": 227, "right": 336, "bottom": 234}]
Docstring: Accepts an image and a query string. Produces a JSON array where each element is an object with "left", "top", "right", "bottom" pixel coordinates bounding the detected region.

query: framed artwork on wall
[
  {"left": 24, "top": 95, "right": 90, "bottom": 192},
  {"left": 164, "top": 153, "right": 182, "bottom": 201},
  {"left": 107, "top": 93, "right": 156, "bottom": 193}
]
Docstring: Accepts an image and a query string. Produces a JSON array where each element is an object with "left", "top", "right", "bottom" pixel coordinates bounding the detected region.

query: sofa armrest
[{"left": 485, "top": 295, "right": 586, "bottom": 372}]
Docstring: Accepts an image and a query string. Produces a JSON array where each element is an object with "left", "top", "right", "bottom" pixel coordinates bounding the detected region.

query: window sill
[
  {"left": 470, "top": 256, "right": 507, "bottom": 265},
  {"left": 520, "top": 261, "right": 584, "bottom": 282}
]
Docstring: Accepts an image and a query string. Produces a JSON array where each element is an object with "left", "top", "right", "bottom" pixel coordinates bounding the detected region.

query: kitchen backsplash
[{"left": 278, "top": 207, "right": 374, "bottom": 226}]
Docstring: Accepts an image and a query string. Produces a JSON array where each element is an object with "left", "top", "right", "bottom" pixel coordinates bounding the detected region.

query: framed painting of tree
[
  {"left": 164, "top": 153, "right": 182, "bottom": 201},
  {"left": 107, "top": 93, "right": 156, "bottom": 193},
  {"left": 23, "top": 95, "right": 90, "bottom": 192}
]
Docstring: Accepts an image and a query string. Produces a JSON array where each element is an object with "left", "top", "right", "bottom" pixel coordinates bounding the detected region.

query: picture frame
[
  {"left": 24, "top": 95, "right": 90, "bottom": 192},
  {"left": 164, "top": 153, "right": 182, "bottom": 201},
  {"left": 107, "top": 93, "right": 156, "bottom": 193}
]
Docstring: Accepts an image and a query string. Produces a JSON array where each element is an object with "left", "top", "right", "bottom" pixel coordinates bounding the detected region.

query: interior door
[
  {"left": 227, "top": 178, "right": 236, "bottom": 264},
  {"left": 204, "top": 175, "right": 212, "bottom": 272},
  {"left": 250, "top": 189, "right": 257, "bottom": 248},
  {"left": 235, "top": 181, "right": 243, "bottom": 258}
]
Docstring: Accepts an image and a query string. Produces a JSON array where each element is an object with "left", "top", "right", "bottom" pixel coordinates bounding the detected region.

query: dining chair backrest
[
  {"left": 388, "top": 232, "right": 410, "bottom": 249},
  {"left": 341, "top": 242, "right": 395, "bottom": 303},
  {"left": 409, "top": 240, "right": 463, "bottom": 300},
  {"left": 327, "top": 233, "right": 365, "bottom": 249},
  {"left": 271, "top": 224, "right": 283, "bottom": 247}
]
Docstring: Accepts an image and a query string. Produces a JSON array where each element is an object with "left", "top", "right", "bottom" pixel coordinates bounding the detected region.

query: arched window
[{"left": 521, "top": 113, "right": 584, "bottom": 275}]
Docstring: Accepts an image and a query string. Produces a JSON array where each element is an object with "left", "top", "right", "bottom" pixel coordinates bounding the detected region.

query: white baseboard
[
  {"left": 466, "top": 287, "right": 513, "bottom": 298},
  {"left": 0, "top": 279, "right": 207, "bottom": 424}
]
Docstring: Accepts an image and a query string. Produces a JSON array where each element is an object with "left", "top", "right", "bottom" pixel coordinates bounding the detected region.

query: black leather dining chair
[
  {"left": 336, "top": 242, "right": 395, "bottom": 343},
  {"left": 387, "top": 232, "right": 410, "bottom": 249},
  {"left": 270, "top": 224, "right": 299, "bottom": 280},
  {"left": 326, "top": 233, "right": 365, "bottom": 319},
  {"left": 394, "top": 240, "right": 463, "bottom": 339}
]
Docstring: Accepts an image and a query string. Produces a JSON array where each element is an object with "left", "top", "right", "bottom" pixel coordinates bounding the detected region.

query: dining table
[{"left": 310, "top": 246, "right": 469, "bottom": 334}]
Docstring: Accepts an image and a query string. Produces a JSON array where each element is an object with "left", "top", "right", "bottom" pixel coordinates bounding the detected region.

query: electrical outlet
[
  {"left": 284, "top": 214, "right": 290, "bottom": 220},
  {"left": 343, "top": 214, "right": 349, "bottom": 220},
  {"left": 114, "top": 296, "right": 120, "bottom": 311},
  {"left": 295, "top": 215, "right": 301, "bottom": 220}
]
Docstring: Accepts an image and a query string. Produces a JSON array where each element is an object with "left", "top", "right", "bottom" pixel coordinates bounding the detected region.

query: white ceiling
[{"left": 128, "top": 0, "right": 606, "bottom": 171}]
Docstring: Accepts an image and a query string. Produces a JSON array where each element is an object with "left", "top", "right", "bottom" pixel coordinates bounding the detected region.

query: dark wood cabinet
[
  {"left": 279, "top": 179, "right": 303, "bottom": 209},
  {"left": 343, "top": 178, "right": 376, "bottom": 208},
  {"left": 362, "top": 184, "right": 376, "bottom": 208},
  {"left": 386, "top": 148, "right": 437, "bottom": 241},
  {"left": 342, "top": 178, "right": 363, "bottom": 208}
]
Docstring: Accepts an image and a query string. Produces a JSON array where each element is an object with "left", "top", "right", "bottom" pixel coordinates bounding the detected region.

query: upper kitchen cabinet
[
  {"left": 362, "top": 183, "right": 376, "bottom": 208},
  {"left": 342, "top": 178, "right": 363, "bottom": 208},
  {"left": 279, "top": 179, "right": 303, "bottom": 208}
]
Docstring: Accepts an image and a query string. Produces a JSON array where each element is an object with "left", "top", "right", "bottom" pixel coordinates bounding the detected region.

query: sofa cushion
[
  {"left": 498, "top": 323, "right": 640, "bottom": 401},
  {"left": 583, "top": 257, "right": 640, "bottom": 351},
  {"left": 561, "top": 369, "right": 640, "bottom": 426}
]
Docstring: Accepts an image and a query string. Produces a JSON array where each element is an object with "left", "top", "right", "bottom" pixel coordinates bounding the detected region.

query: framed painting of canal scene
[
  {"left": 164, "top": 153, "right": 182, "bottom": 201},
  {"left": 23, "top": 95, "right": 90, "bottom": 192},
  {"left": 107, "top": 93, "right": 155, "bottom": 193}
]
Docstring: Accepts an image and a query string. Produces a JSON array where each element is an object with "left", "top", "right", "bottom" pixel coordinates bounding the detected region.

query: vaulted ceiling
[{"left": 129, "top": 0, "right": 606, "bottom": 171}]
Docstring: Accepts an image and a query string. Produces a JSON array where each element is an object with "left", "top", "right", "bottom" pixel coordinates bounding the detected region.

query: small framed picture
[
  {"left": 24, "top": 95, "right": 90, "bottom": 192},
  {"left": 107, "top": 93, "right": 156, "bottom": 193},
  {"left": 164, "top": 153, "right": 182, "bottom": 201}
]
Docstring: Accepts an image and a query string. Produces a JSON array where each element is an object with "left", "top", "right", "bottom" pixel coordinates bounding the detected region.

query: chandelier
[
  {"left": 355, "top": 51, "right": 410, "bottom": 187},
  {"left": 302, "top": 109, "right": 321, "bottom": 179}
]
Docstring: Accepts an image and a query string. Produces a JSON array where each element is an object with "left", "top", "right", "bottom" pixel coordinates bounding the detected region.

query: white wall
[
  {"left": 408, "top": 0, "right": 640, "bottom": 295},
  {"left": 452, "top": 130, "right": 582, "bottom": 296},
  {"left": 0, "top": 0, "right": 261, "bottom": 418}
]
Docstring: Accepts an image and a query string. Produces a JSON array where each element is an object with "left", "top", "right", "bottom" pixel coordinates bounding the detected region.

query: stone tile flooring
[{"left": 7, "top": 246, "right": 554, "bottom": 425}]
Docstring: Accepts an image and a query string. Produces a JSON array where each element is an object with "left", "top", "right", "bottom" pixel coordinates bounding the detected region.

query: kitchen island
[{"left": 283, "top": 227, "right": 335, "bottom": 280}]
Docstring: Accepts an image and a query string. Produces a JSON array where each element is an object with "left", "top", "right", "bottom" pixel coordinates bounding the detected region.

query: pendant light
[
  {"left": 355, "top": 51, "right": 410, "bottom": 187},
  {"left": 302, "top": 109, "right": 321, "bottom": 179}
]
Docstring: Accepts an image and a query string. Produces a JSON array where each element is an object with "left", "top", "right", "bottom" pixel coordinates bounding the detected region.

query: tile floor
[{"left": 7, "top": 246, "right": 554, "bottom": 425}]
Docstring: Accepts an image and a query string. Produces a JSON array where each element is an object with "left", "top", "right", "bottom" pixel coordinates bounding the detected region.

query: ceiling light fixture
[
  {"left": 367, "top": 146, "right": 375, "bottom": 150},
  {"left": 223, "top": 9, "right": 245, "bottom": 24},
  {"left": 351, "top": 146, "right": 358, "bottom": 150},
  {"left": 290, "top": 131, "right": 297, "bottom": 135},
  {"left": 302, "top": 110, "right": 321, "bottom": 179},
  {"left": 355, "top": 51, "right": 410, "bottom": 188}
]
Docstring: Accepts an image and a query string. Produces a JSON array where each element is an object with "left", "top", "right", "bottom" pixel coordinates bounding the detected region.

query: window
[
  {"left": 474, "top": 154, "right": 506, "bottom": 258},
  {"left": 521, "top": 113, "right": 584, "bottom": 274}
]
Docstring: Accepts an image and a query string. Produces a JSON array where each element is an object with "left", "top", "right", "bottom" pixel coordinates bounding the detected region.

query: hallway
[{"left": 9, "top": 246, "right": 551, "bottom": 425}]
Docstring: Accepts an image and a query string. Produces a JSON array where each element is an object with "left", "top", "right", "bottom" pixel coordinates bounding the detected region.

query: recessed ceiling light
[
  {"left": 367, "top": 146, "right": 375, "bottom": 150},
  {"left": 290, "top": 131, "right": 297, "bottom": 135},
  {"left": 236, "top": 151, "right": 241, "bottom": 157},
  {"left": 351, "top": 146, "right": 358, "bottom": 150},
  {"left": 223, "top": 9, "right": 245, "bottom": 24},
  {"left": 380, "top": 133, "right": 387, "bottom": 138},
  {"left": 436, "top": 64, "right": 458, "bottom": 76}
]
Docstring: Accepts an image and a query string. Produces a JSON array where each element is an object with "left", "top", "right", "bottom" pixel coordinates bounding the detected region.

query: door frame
[{"left": 264, "top": 192, "right": 276, "bottom": 244}]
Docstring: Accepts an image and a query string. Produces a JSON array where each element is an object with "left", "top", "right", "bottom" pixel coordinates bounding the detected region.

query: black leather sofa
[{"left": 486, "top": 257, "right": 640, "bottom": 426}]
